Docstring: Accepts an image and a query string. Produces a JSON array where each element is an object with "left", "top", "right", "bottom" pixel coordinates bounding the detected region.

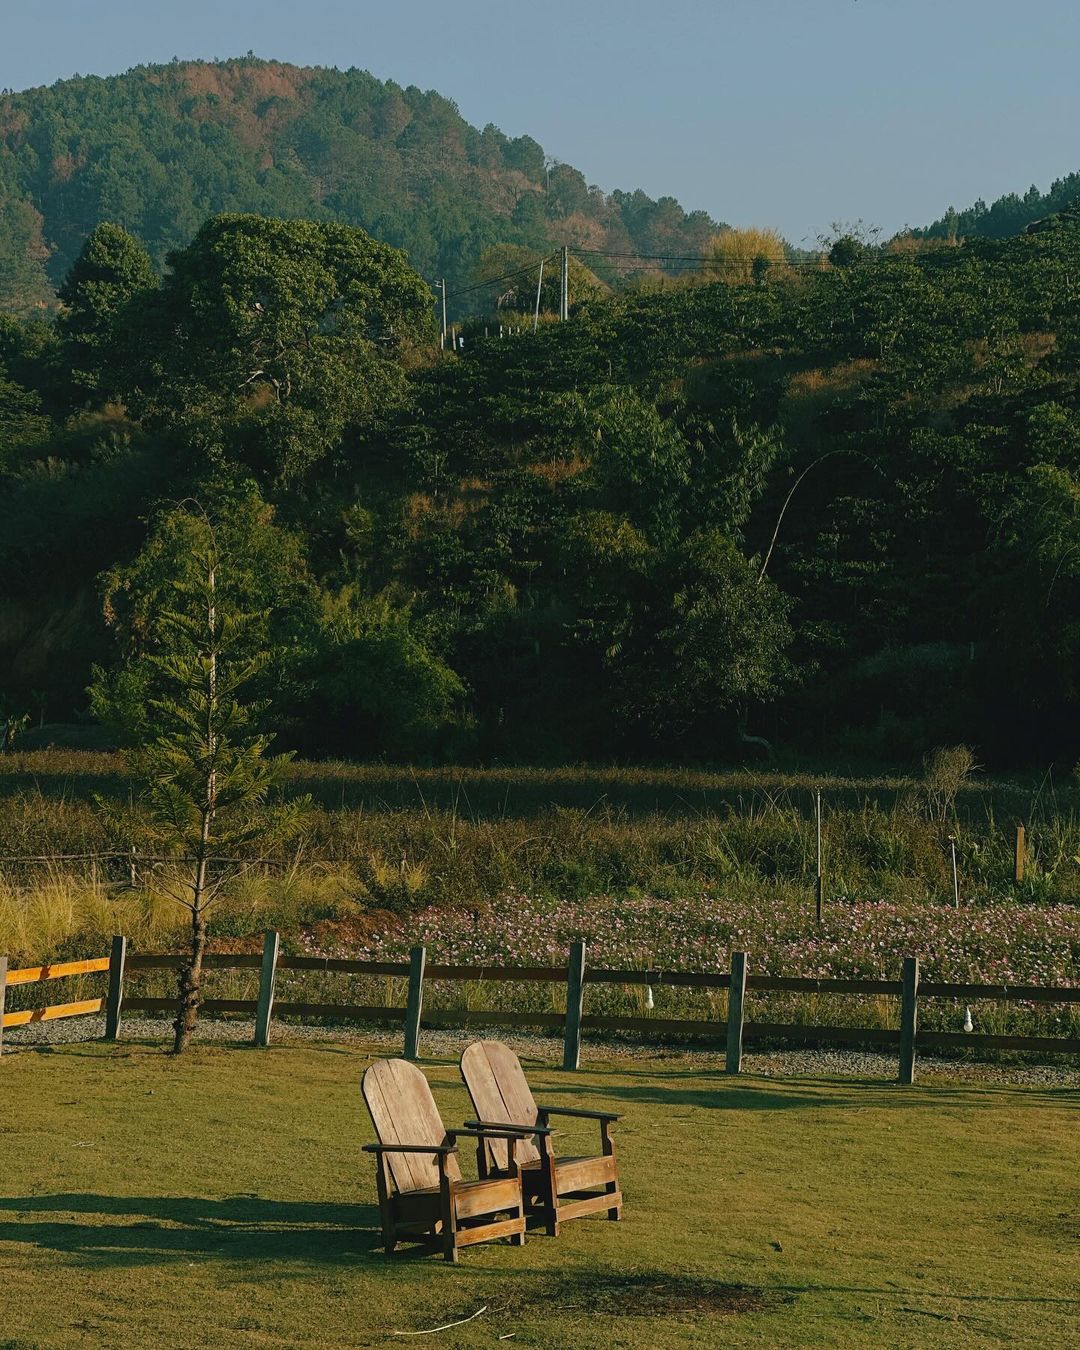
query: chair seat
[{"left": 396, "top": 1173, "right": 523, "bottom": 1223}]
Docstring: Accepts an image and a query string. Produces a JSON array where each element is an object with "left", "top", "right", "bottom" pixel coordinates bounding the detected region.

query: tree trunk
[{"left": 172, "top": 888, "right": 208, "bottom": 1055}]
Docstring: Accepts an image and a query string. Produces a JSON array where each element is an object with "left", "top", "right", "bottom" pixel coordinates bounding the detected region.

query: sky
[{"left": 2, "top": 0, "right": 1079, "bottom": 245}]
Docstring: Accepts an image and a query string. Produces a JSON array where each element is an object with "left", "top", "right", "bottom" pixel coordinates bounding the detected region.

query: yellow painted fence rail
[{"left": 1, "top": 934, "right": 1078, "bottom": 1083}]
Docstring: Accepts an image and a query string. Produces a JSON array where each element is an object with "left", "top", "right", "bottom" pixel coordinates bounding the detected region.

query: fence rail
[{"left": 2, "top": 934, "right": 1077, "bottom": 1081}]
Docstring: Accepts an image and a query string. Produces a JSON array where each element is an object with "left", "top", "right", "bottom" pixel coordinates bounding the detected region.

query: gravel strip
[{"left": 5, "top": 1014, "right": 1078, "bottom": 1087}]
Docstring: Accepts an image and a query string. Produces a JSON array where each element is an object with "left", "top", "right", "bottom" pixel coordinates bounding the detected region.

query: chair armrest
[
  {"left": 535, "top": 1104, "right": 621, "bottom": 1122},
  {"left": 448, "top": 1128, "right": 544, "bottom": 1143},
  {"left": 362, "top": 1142, "right": 458, "bottom": 1155},
  {"left": 464, "top": 1119, "right": 553, "bottom": 1136}
]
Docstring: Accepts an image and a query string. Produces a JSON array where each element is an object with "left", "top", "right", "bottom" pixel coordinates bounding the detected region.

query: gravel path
[{"left": 5, "top": 1014, "right": 1078, "bottom": 1086}]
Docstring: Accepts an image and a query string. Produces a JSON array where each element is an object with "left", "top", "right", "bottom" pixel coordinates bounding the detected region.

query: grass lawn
[{"left": 0, "top": 1040, "right": 1077, "bottom": 1348}]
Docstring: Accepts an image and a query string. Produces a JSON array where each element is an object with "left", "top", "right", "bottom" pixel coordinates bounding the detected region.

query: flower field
[{"left": 2, "top": 752, "right": 1078, "bottom": 1043}]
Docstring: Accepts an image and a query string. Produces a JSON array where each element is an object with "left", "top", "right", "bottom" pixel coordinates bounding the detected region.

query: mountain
[
  {"left": 0, "top": 57, "right": 725, "bottom": 314},
  {"left": 918, "top": 170, "right": 1080, "bottom": 242}
]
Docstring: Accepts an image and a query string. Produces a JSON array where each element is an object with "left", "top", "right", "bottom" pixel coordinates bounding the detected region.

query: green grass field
[{"left": 1, "top": 1040, "right": 1077, "bottom": 1347}]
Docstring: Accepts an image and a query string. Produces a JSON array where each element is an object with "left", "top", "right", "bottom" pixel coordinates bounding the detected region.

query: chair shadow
[{"left": 0, "top": 1192, "right": 385, "bottom": 1268}]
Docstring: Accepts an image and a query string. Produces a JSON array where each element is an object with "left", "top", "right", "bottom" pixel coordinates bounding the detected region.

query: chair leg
[
  {"left": 603, "top": 1126, "right": 621, "bottom": 1221},
  {"left": 539, "top": 1143, "right": 560, "bottom": 1237},
  {"left": 510, "top": 1161, "right": 526, "bottom": 1246},
  {"left": 441, "top": 1173, "right": 459, "bottom": 1263},
  {"left": 376, "top": 1160, "right": 397, "bottom": 1253}
]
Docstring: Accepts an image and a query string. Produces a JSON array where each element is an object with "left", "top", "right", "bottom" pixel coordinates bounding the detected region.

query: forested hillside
[
  {"left": 0, "top": 57, "right": 723, "bottom": 314},
  {"left": 920, "top": 170, "right": 1080, "bottom": 242},
  {"left": 3, "top": 203, "right": 1080, "bottom": 766}
]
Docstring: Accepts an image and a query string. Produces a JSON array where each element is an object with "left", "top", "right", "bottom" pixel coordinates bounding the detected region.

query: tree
[
  {"left": 92, "top": 483, "right": 317, "bottom": 743},
  {"left": 589, "top": 529, "right": 796, "bottom": 748},
  {"left": 90, "top": 501, "right": 304, "bottom": 1053},
  {"left": 58, "top": 223, "right": 157, "bottom": 399},
  {"left": 469, "top": 244, "right": 606, "bottom": 316},
  {"left": 136, "top": 214, "right": 436, "bottom": 482}
]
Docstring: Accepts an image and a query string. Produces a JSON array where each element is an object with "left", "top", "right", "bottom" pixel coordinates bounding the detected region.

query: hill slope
[
  {"left": 0, "top": 57, "right": 724, "bottom": 314},
  {"left": 919, "top": 169, "right": 1080, "bottom": 242}
]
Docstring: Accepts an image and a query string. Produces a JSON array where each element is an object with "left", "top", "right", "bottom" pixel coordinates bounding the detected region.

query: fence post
[
  {"left": 726, "top": 951, "right": 748, "bottom": 1075},
  {"left": 104, "top": 935, "right": 128, "bottom": 1041},
  {"left": 562, "top": 940, "right": 587, "bottom": 1071},
  {"left": 0, "top": 957, "right": 7, "bottom": 1059},
  {"left": 1014, "top": 824, "right": 1026, "bottom": 885},
  {"left": 254, "top": 930, "right": 281, "bottom": 1048},
  {"left": 403, "top": 945, "right": 427, "bottom": 1061},
  {"left": 898, "top": 956, "right": 920, "bottom": 1085}
]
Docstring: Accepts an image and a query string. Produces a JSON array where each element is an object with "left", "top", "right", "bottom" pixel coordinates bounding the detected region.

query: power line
[{"left": 445, "top": 253, "right": 557, "bottom": 300}]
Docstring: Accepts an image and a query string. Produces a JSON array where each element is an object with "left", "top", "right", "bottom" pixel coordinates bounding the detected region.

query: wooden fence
[{"left": 2, "top": 934, "right": 1077, "bottom": 1083}]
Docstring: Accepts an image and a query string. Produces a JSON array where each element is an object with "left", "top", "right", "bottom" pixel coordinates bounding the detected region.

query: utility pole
[
  {"left": 439, "top": 278, "right": 447, "bottom": 349},
  {"left": 533, "top": 258, "right": 545, "bottom": 332},
  {"left": 560, "top": 244, "right": 569, "bottom": 321}
]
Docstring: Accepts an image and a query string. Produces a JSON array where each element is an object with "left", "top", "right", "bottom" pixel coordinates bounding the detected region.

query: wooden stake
[
  {"left": 403, "top": 945, "right": 427, "bottom": 1061},
  {"left": 562, "top": 940, "right": 586, "bottom": 1071},
  {"left": 0, "top": 957, "right": 7, "bottom": 1059},
  {"left": 726, "top": 951, "right": 748, "bottom": 1075},
  {"left": 1014, "top": 824, "right": 1026, "bottom": 884},
  {"left": 950, "top": 838, "right": 960, "bottom": 908},
  {"left": 815, "top": 788, "right": 824, "bottom": 924}
]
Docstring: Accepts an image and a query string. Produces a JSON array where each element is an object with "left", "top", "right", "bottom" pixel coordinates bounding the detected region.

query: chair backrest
[
  {"left": 362, "top": 1058, "right": 461, "bottom": 1193},
  {"left": 459, "top": 1040, "right": 541, "bottom": 1170}
]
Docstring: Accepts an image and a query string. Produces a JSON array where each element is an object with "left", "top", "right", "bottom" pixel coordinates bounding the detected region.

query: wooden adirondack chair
[
  {"left": 459, "top": 1040, "right": 622, "bottom": 1236},
  {"left": 361, "top": 1058, "right": 528, "bottom": 1262}
]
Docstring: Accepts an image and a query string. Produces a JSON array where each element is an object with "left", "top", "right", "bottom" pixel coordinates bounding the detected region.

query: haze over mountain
[{"left": 0, "top": 58, "right": 725, "bottom": 314}]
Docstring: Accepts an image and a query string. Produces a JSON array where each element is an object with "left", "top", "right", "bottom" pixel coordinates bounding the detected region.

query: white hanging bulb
[
  {"left": 963, "top": 1006, "right": 973, "bottom": 1033},
  {"left": 645, "top": 985, "right": 655, "bottom": 1010}
]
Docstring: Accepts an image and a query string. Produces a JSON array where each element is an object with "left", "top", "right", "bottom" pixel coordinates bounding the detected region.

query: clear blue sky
[{"left": 3, "top": 0, "right": 1079, "bottom": 245}]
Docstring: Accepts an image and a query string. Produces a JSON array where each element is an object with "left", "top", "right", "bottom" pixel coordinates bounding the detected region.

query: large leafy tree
[{"left": 129, "top": 214, "right": 435, "bottom": 482}]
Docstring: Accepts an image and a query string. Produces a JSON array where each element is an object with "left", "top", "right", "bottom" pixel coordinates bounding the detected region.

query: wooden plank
[
  {"left": 584, "top": 969, "right": 731, "bottom": 989},
  {"left": 749, "top": 976, "right": 900, "bottom": 995},
  {"left": 426, "top": 964, "right": 566, "bottom": 982},
  {"left": 104, "top": 935, "right": 128, "bottom": 1041},
  {"left": 253, "top": 930, "right": 280, "bottom": 1048},
  {"left": 455, "top": 1177, "right": 521, "bottom": 1220},
  {"left": 424, "top": 1010, "right": 565, "bottom": 1029},
  {"left": 556, "top": 1192, "right": 622, "bottom": 1223},
  {"left": 580, "top": 1015, "right": 722, "bottom": 1035},
  {"left": 898, "top": 956, "right": 920, "bottom": 1085},
  {"left": 555, "top": 1156, "right": 616, "bottom": 1193},
  {"left": 269, "top": 1002, "right": 403, "bottom": 1020},
  {"left": 917, "top": 1031, "right": 1080, "bottom": 1053},
  {"left": 277, "top": 956, "right": 410, "bottom": 976},
  {"left": 920, "top": 982, "right": 1080, "bottom": 1003},
  {"left": 726, "top": 951, "right": 748, "bottom": 1074},
  {"left": 121, "top": 997, "right": 258, "bottom": 1014},
  {"left": 6, "top": 957, "right": 111, "bottom": 986},
  {"left": 562, "top": 941, "right": 587, "bottom": 1071},
  {"left": 403, "top": 945, "right": 427, "bottom": 1062},
  {"left": 743, "top": 1023, "right": 901, "bottom": 1046},
  {"left": 2, "top": 997, "right": 105, "bottom": 1028},
  {"left": 454, "top": 1215, "right": 525, "bottom": 1247},
  {"left": 126, "top": 954, "right": 263, "bottom": 971}
]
